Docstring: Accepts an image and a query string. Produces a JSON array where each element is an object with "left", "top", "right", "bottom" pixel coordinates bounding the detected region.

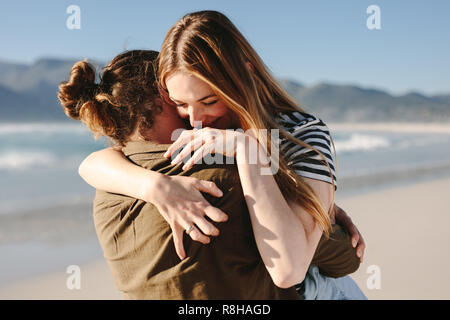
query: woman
[{"left": 79, "top": 11, "right": 366, "bottom": 299}]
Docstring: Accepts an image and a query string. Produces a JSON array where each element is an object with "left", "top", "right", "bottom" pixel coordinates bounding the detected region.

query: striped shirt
[{"left": 275, "top": 110, "right": 337, "bottom": 191}]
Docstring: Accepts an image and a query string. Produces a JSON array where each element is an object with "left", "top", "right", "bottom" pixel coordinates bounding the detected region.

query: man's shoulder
[
  {"left": 121, "top": 140, "right": 171, "bottom": 156},
  {"left": 94, "top": 188, "right": 136, "bottom": 205},
  {"left": 123, "top": 140, "right": 240, "bottom": 184}
]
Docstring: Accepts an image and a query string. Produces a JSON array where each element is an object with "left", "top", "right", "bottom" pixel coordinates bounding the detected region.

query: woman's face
[{"left": 165, "top": 71, "right": 240, "bottom": 130}]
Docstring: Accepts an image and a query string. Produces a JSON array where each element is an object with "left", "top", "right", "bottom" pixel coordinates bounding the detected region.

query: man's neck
[{"left": 129, "top": 113, "right": 188, "bottom": 144}]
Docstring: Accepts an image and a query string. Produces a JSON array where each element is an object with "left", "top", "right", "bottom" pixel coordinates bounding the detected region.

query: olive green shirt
[{"left": 93, "top": 141, "right": 359, "bottom": 300}]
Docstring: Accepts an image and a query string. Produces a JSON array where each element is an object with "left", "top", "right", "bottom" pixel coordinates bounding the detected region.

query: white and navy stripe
[{"left": 276, "top": 111, "right": 337, "bottom": 190}]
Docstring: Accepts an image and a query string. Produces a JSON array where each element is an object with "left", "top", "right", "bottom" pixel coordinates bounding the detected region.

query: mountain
[
  {"left": 431, "top": 94, "right": 450, "bottom": 105},
  {"left": 0, "top": 58, "right": 450, "bottom": 123},
  {"left": 280, "top": 80, "right": 450, "bottom": 123},
  {"left": 0, "top": 58, "right": 102, "bottom": 122}
]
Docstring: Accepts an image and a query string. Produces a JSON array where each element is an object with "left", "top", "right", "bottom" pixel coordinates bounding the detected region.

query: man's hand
[{"left": 333, "top": 204, "right": 366, "bottom": 262}]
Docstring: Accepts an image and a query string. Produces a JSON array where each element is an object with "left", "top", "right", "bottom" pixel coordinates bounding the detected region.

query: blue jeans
[{"left": 302, "top": 265, "right": 367, "bottom": 300}]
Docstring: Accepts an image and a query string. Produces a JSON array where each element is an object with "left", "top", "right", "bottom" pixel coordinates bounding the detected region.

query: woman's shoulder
[
  {"left": 275, "top": 109, "right": 331, "bottom": 135},
  {"left": 275, "top": 109, "right": 338, "bottom": 190}
]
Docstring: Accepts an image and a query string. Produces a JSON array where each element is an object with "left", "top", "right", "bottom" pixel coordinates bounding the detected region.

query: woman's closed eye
[
  {"left": 174, "top": 100, "right": 217, "bottom": 107},
  {"left": 202, "top": 100, "right": 218, "bottom": 106}
]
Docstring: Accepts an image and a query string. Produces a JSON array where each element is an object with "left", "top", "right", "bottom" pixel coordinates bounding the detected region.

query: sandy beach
[
  {"left": 0, "top": 259, "right": 122, "bottom": 300},
  {"left": 340, "top": 176, "right": 450, "bottom": 300},
  {"left": 1, "top": 176, "right": 449, "bottom": 300}
]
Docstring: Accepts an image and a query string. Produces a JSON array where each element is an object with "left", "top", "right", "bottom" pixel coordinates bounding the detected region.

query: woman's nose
[{"left": 188, "top": 105, "right": 206, "bottom": 128}]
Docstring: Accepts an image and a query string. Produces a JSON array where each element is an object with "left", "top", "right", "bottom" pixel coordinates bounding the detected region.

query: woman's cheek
[
  {"left": 176, "top": 106, "right": 189, "bottom": 118},
  {"left": 211, "top": 103, "right": 230, "bottom": 118}
]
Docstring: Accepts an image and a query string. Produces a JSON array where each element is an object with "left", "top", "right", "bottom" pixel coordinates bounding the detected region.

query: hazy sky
[{"left": 0, "top": 0, "right": 449, "bottom": 95}]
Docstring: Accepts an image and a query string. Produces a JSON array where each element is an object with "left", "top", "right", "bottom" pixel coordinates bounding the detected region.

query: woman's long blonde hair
[{"left": 158, "top": 10, "right": 336, "bottom": 235}]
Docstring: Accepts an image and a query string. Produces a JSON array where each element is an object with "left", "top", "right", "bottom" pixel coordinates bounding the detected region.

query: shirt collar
[{"left": 121, "top": 140, "right": 172, "bottom": 157}]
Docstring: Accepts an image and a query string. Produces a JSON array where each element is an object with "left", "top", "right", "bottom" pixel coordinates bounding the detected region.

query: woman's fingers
[
  {"left": 171, "top": 224, "right": 186, "bottom": 260},
  {"left": 171, "top": 136, "right": 204, "bottom": 165},
  {"left": 164, "top": 129, "right": 195, "bottom": 159},
  {"left": 182, "top": 142, "right": 215, "bottom": 170},
  {"left": 185, "top": 223, "right": 210, "bottom": 244},
  {"left": 194, "top": 179, "right": 223, "bottom": 198},
  {"left": 191, "top": 214, "right": 220, "bottom": 237},
  {"left": 203, "top": 205, "right": 229, "bottom": 223},
  {"left": 171, "top": 208, "right": 220, "bottom": 260},
  {"left": 172, "top": 219, "right": 212, "bottom": 260}
]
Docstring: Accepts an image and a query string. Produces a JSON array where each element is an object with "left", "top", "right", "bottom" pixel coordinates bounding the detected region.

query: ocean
[{"left": 0, "top": 122, "right": 109, "bottom": 215}]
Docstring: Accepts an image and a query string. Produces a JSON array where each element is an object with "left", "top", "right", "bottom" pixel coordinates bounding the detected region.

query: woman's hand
[
  {"left": 142, "top": 174, "right": 229, "bottom": 260},
  {"left": 333, "top": 204, "right": 366, "bottom": 262},
  {"left": 79, "top": 146, "right": 230, "bottom": 261},
  {"left": 164, "top": 127, "right": 242, "bottom": 170}
]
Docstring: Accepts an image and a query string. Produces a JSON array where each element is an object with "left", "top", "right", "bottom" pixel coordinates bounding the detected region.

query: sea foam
[
  {"left": 0, "top": 123, "right": 88, "bottom": 135},
  {"left": 0, "top": 150, "right": 57, "bottom": 170},
  {"left": 334, "top": 133, "right": 391, "bottom": 153}
]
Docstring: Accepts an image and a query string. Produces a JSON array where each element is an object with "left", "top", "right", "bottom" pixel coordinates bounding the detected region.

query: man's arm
[
  {"left": 311, "top": 223, "right": 361, "bottom": 278},
  {"left": 334, "top": 204, "right": 366, "bottom": 262}
]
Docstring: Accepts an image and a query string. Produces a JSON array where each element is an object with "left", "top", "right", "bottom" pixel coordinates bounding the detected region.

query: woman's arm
[
  {"left": 79, "top": 147, "right": 161, "bottom": 200},
  {"left": 166, "top": 128, "right": 333, "bottom": 288},
  {"left": 78, "top": 147, "right": 229, "bottom": 260},
  {"left": 234, "top": 134, "right": 332, "bottom": 288}
]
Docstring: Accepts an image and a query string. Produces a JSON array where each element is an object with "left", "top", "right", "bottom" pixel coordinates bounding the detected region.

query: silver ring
[{"left": 185, "top": 224, "right": 195, "bottom": 235}]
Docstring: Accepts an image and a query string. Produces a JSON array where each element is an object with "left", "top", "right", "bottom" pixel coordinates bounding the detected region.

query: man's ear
[{"left": 151, "top": 97, "right": 163, "bottom": 109}]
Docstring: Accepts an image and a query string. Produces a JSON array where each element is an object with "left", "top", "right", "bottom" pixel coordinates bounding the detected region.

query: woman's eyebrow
[
  {"left": 169, "top": 94, "right": 217, "bottom": 103},
  {"left": 197, "top": 94, "right": 216, "bottom": 102}
]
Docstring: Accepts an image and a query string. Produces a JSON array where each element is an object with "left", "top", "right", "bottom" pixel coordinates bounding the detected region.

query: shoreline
[
  {"left": 336, "top": 161, "right": 450, "bottom": 199},
  {"left": 1, "top": 176, "right": 449, "bottom": 299},
  {"left": 1, "top": 121, "right": 450, "bottom": 133},
  {"left": 328, "top": 122, "right": 450, "bottom": 133}
]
